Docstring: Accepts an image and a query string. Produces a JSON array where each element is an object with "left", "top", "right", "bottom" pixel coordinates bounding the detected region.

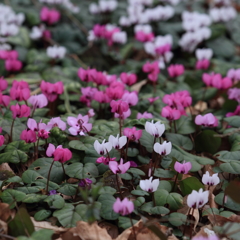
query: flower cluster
[{"left": 202, "top": 73, "right": 232, "bottom": 90}]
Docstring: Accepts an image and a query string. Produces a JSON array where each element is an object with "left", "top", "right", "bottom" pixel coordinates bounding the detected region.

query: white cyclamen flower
[
  {"left": 108, "top": 134, "right": 127, "bottom": 149},
  {"left": 195, "top": 48, "right": 213, "bottom": 60},
  {"left": 145, "top": 120, "right": 165, "bottom": 137},
  {"left": 153, "top": 141, "right": 171, "bottom": 155},
  {"left": 187, "top": 188, "right": 209, "bottom": 209},
  {"left": 140, "top": 177, "right": 159, "bottom": 192},
  {"left": 94, "top": 139, "right": 112, "bottom": 155},
  {"left": 46, "top": 45, "right": 66, "bottom": 59},
  {"left": 202, "top": 171, "right": 220, "bottom": 186}
]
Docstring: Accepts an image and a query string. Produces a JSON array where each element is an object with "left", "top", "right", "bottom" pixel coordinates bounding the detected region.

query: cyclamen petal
[{"left": 140, "top": 177, "right": 159, "bottom": 192}]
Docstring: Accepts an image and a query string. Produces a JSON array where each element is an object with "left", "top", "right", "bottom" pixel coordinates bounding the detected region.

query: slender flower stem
[
  {"left": 183, "top": 207, "right": 191, "bottom": 236},
  {"left": 173, "top": 120, "right": 177, "bottom": 133},
  {"left": 172, "top": 172, "right": 179, "bottom": 192},
  {"left": 46, "top": 160, "right": 55, "bottom": 194},
  {"left": 35, "top": 138, "right": 40, "bottom": 160},
  {"left": 61, "top": 162, "right": 66, "bottom": 181},
  {"left": 9, "top": 119, "right": 15, "bottom": 142},
  {"left": 125, "top": 139, "right": 130, "bottom": 162},
  {"left": 119, "top": 117, "right": 122, "bottom": 137},
  {"left": 152, "top": 192, "right": 156, "bottom": 207},
  {"left": 151, "top": 137, "right": 156, "bottom": 177},
  {"left": 116, "top": 174, "right": 123, "bottom": 200},
  {"left": 129, "top": 215, "right": 137, "bottom": 240}
]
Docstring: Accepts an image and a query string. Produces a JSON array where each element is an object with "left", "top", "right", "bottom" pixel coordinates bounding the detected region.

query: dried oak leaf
[{"left": 98, "top": 221, "right": 118, "bottom": 239}]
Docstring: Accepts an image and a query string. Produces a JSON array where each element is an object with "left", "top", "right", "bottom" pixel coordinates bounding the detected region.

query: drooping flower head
[
  {"left": 113, "top": 197, "right": 134, "bottom": 216},
  {"left": 140, "top": 177, "right": 159, "bottom": 193},
  {"left": 187, "top": 188, "right": 209, "bottom": 209},
  {"left": 154, "top": 141, "right": 172, "bottom": 156},
  {"left": 202, "top": 171, "right": 220, "bottom": 186},
  {"left": 174, "top": 161, "right": 192, "bottom": 174},
  {"left": 123, "top": 127, "right": 142, "bottom": 142},
  {"left": 109, "top": 158, "right": 130, "bottom": 174}
]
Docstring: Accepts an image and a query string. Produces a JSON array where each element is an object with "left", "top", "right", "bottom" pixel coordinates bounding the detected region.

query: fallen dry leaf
[
  {"left": 208, "top": 214, "right": 233, "bottom": 226},
  {"left": 61, "top": 228, "right": 81, "bottom": 240},
  {"left": 0, "top": 203, "right": 13, "bottom": 222},
  {"left": 31, "top": 217, "right": 66, "bottom": 233},
  {"left": 115, "top": 219, "right": 177, "bottom": 240},
  {"left": 98, "top": 221, "right": 118, "bottom": 239},
  {"left": 75, "top": 221, "right": 112, "bottom": 240},
  {"left": 192, "top": 225, "right": 214, "bottom": 239}
]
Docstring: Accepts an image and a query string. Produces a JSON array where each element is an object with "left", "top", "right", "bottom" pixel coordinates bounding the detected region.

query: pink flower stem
[
  {"left": 46, "top": 159, "right": 55, "bottom": 194},
  {"left": 9, "top": 119, "right": 15, "bottom": 143},
  {"left": 129, "top": 215, "right": 137, "bottom": 240},
  {"left": 172, "top": 172, "right": 179, "bottom": 192},
  {"left": 116, "top": 174, "right": 123, "bottom": 200},
  {"left": 200, "top": 88, "right": 207, "bottom": 113}
]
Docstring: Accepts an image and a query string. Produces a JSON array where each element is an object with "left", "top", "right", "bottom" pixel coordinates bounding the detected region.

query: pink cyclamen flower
[
  {"left": 40, "top": 7, "right": 60, "bottom": 25},
  {"left": 120, "top": 73, "right": 137, "bottom": 86},
  {"left": 122, "top": 91, "right": 138, "bottom": 107},
  {"left": 40, "top": 80, "right": 64, "bottom": 102},
  {"left": 202, "top": 171, "right": 220, "bottom": 186},
  {"left": 47, "top": 117, "right": 66, "bottom": 131},
  {"left": 46, "top": 143, "right": 72, "bottom": 163},
  {"left": 142, "top": 61, "right": 160, "bottom": 82},
  {"left": 168, "top": 64, "right": 185, "bottom": 78},
  {"left": 195, "top": 113, "right": 218, "bottom": 127},
  {"left": 0, "top": 93, "right": 10, "bottom": 107},
  {"left": 114, "top": 109, "right": 131, "bottom": 120},
  {"left": 110, "top": 100, "right": 129, "bottom": 115},
  {"left": 161, "top": 106, "right": 181, "bottom": 121},
  {"left": 174, "top": 161, "right": 192, "bottom": 174},
  {"left": 10, "top": 104, "right": 31, "bottom": 119},
  {"left": 137, "top": 112, "right": 153, "bottom": 119},
  {"left": 0, "top": 135, "right": 4, "bottom": 146},
  {"left": 226, "top": 105, "right": 240, "bottom": 117},
  {"left": 27, "top": 118, "right": 50, "bottom": 139},
  {"left": 109, "top": 158, "right": 130, "bottom": 174},
  {"left": 106, "top": 81, "right": 125, "bottom": 100},
  {"left": 123, "top": 127, "right": 142, "bottom": 141},
  {"left": 20, "top": 129, "right": 37, "bottom": 143},
  {"left": 148, "top": 96, "right": 159, "bottom": 104},
  {"left": 187, "top": 188, "right": 209, "bottom": 209},
  {"left": 113, "top": 197, "right": 134, "bottom": 216},
  {"left": 195, "top": 59, "right": 210, "bottom": 70},
  {"left": 192, "top": 235, "right": 220, "bottom": 240},
  {"left": 28, "top": 94, "right": 48, "bottom": 109},
  {"left": 0, "top": 77, "right": 8, "bottom": 91},
  {"left": 5, "top": 59, "right": 22, "bottom": 72},
  {"left": 67, "top": 114, "right": 92, "bottom": 136},
  {"left": 10, "top": 80, "right": 30, "bottom": 101},
  {"left": 227, "top": 68, "right": 240, "bottom": 83},
  {"left": 96, "top": 156, "right": 116, "bottom": 165}
]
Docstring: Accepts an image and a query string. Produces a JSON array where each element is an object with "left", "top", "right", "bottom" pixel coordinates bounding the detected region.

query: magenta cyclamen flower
[
  {"left": 109, "top": 158, "right": 130, "bottom": 174},
  {"left": 120, "top": 72, "right": 137, "bottom": 86},
  {"left": 161, "top": 106, "right": 181, "bottom": 121},
  {"left": 0, "top": 77, "right": 7, "bottom": 91},
  {"left": 106, "top": 82, "right": 125, "bottom": 100},
  {"left": 123, "top": 127, "right": 142, "bottom": 141},
  {"left": 10, "top": 104, "right": 31, "bottom": 119},
  {"left": 195, "top": 113, "right": 218, "bottom": 127},
  {"left": 113, "top": 197, "right": 134, "bottom": 216},
  {"left": 142, "top": 61, "right": 160, "bottom": 82},
  {"left": 46, "top": 143, "right": 72, "bottom": 163},
  {"left": 168, "top": 64, "right": 185, "bottom": 78},
  {"left": 0, "top": 93, "right": 10, "bottom": 107},
  {"left": 187, "top": 188, "right": 209, "bottom": 209},
  {"left": 10, "top": 80, "right": 30, "bottom": 101},
  {"left": 174, "top": 161, "right": 192, "bottom": 174},
  {"left": 96, "top": 156, "right": 116, "bottom": 165},
  {"left": 40, "top": 7, "right": 60, "bottom": 25},
  {"left": 40, "top": 80, "right": 64, "bottom": 102},
  {"left": 20, "top": 129, "right": 37, "bottom": 143},
  {"left": 27, "top": 118, "right": 51, "bottom": 139},
  {"left": 110, "top": 100, "right": 129, "bottom": 115},
  {"left": 79, "top": 178, "right": 92, "bottom": 189},
  {"left": 0, "top": 128, "right": 5, "bottom": 146}
]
